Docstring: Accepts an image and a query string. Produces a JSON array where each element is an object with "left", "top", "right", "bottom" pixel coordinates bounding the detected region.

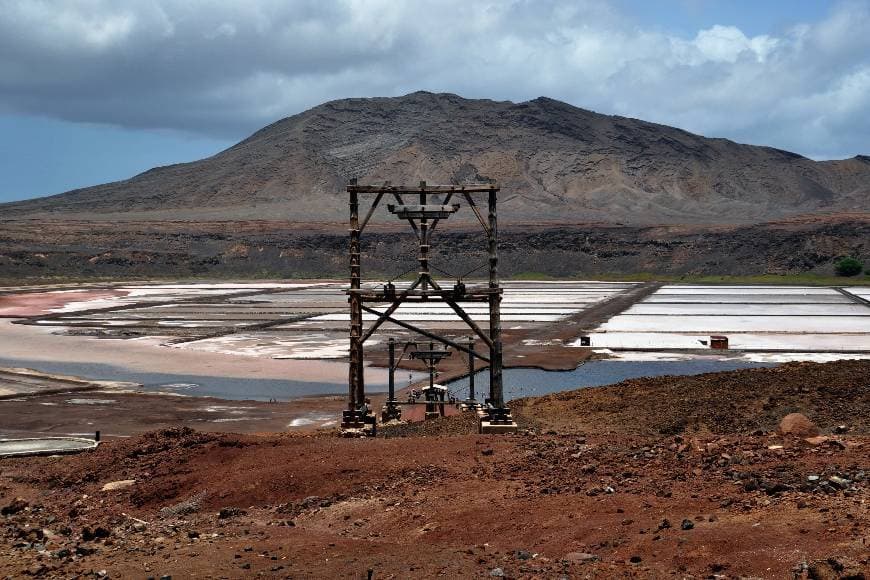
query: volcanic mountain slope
[{"left": 3, "top": 92, "right": 869, "bottom": 224}]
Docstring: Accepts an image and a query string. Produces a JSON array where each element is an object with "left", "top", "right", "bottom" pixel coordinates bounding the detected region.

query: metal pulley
[{"left": 384, "top": 281, "right": 397, "bottom": 300}]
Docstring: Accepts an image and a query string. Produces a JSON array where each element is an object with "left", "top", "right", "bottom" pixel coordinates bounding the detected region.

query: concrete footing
[
  {"left": 381, "top": 404, "right": 402, "bottom": 423},
  {"left": 477, "top": 408, "right": 518, "bottom": 434},
  {"left": 340, "top": 409, "right": 377, "bottom": 437},
  {"left": 460, "top": 400, "right": 481, "bottom": 412},
  {"left": 479, "top": 420, "right": 518, "bottom": 434}
]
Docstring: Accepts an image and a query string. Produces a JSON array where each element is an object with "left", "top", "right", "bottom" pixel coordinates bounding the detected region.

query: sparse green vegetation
[{"left": 834, "top": 256, "right": 864, "bottom": 277}]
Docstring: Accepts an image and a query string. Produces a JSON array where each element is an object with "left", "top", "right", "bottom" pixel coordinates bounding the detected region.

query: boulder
[{"left": 777, "top": 413, "right": 820, "bottom": 438}]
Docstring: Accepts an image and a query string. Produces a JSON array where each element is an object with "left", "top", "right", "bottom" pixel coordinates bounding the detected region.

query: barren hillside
[{"left": 3, "top": 92, "right": 869, "bottom": 224}]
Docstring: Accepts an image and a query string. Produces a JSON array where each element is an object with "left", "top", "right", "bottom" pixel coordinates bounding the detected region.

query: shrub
[{"left": 834, "top": 257, "right": 863, "bottom": 277}]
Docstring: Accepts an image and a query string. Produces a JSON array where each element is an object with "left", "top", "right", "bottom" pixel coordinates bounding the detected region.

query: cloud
[
  {"left": 689, "top": 25, "right": 778, "bottom": 63},
  {"left": 0, "top": 0, "right": 868, "bottom": 159}
]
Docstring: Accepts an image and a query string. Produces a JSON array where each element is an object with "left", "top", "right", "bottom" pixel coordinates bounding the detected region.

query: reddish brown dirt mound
[{"left": 513, "top": 360, "right": 870, "bottom": 436}]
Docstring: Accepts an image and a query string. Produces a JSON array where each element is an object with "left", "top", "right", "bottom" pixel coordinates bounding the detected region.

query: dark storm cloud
[{"left": 0, "top": 0, "right": 868, "bottom": 158}]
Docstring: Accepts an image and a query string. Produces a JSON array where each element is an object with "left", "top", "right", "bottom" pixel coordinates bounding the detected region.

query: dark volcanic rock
[{"left": 0, "top": 215, "right": 867, "bottom": 280}]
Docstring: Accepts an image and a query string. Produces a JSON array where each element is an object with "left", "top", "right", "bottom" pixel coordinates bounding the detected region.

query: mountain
[{"left": 3, "top": 91, "right": 869, "bottom": 224}]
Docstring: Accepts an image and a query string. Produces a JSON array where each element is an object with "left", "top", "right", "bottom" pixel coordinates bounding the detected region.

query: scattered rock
[
  {"left": 777, "top": 413, "right": 820, "bottom": 438},
  {"left": 489, "top": 567, "right": 504, "bottom": 577},
  {"left": 160, "top": 492, "right": 206, "bottom": 517},
  {"left": 81, "top": 526, "right": 110, "bottom": 542},
  {"left": 564, "top": 552, "right": 599, "bottom": 563},
  {"left": 23, "top": 564, "right": 49, "bottom": 577},
  {"left": 301, "top": 496, "right": 321, "bottom": 508},
  {"left": 808, "top": 555, "right": 865, "bottom": 580},
  {"left": 657, "top": 519, "right": 672, "bottom": 530},
  {"left": 218, "top": 507, "right": 246, "bottom": 519},
  {"left": 828, "top": 476, "right": 851, "bottom": 490},
  {"left": 680, "top": 519, "right": 694, "bottom": 530},
  {"left": 761, "top": 480, "right": 792, "bottom": 495},
  {"left": 827, "top": 439, "right": 847, "bottom": 450},
  {"left": 1, "top": 498, "right": 29, "bottom": 516},
  {"left": 101, "top": 479, "right": 136, "bottom": 491}
]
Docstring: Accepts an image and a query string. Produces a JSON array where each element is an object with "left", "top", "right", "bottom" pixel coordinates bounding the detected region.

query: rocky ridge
[{"left": 3, "top": 92, "right": 869, "bottom": 224}]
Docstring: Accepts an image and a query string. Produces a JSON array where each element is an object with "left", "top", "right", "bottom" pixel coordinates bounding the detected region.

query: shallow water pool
[
  {"left": 0, "top": 357, "right": 398, "bottom": 401},
  {"left": 446, "top": 359, "right": 776, "bottom": 402}
]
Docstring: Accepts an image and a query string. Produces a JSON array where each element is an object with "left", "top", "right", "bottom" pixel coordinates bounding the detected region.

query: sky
[{"left": 1, "top": 0, "right": 868, "bottom": 203}]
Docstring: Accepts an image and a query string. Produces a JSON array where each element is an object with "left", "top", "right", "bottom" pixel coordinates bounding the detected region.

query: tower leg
[
  {"left": 342, "top": 184, "right": 375, "bottom": 436},
  {"left": 462, "top": 339, "right": 479, "bottom": 411},
  {"left": 382, "top": 338, "right": 402, "bottom": 422},
  {"left": 480, "top": 187, "right": 516, "bottom": 433}
]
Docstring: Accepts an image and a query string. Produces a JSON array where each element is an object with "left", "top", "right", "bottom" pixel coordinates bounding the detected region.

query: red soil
[{"left": 1, "top": 361, "right": 867, "bottom": 578}]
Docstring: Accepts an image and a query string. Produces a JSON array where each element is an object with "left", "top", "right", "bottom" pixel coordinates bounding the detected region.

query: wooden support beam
[
  {"left": 428, "top": 192, "right": 454, "bottom": 237},
  {"left": 463, "top": 192, "right": 492, "bottom": 236},
  {"left": 442, "top": 298, "right": 494, "bottom": 350},
  {"left": 390, "top": 192, "right": 421, "bottom": 241},
  {"left": 348, "top": 287, "right": 501, "bottom": 296},
  {"left": 348, "top": 184, "right": 499, "bottom": 194},
  {"left": 360, "top": 305, "right": 490, "bottom": 363},
  {"left": 387, "top": 204, "right": 460, "bottom": 220},
  {"left": 359, "top": 276, "right": 423, "bottom": 344},
  {"left": 359, "top": 191, "right": 384, "bottom": 234}
]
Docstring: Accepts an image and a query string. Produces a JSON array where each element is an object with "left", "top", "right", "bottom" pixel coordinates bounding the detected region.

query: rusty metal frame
[{"left": 342, "top": 179, "right": 505, "bottom": 428}]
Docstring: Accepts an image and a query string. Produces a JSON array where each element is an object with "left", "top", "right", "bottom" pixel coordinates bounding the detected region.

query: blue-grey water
[
  {"left": 0, "top": 357, "right": 370, "bottom": 401},
  {"left": 446, "top": 359, "right": 776, "bottom": 402},
  {"left": 1, "top": 357, "right": 775, "bottom": 403}
]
